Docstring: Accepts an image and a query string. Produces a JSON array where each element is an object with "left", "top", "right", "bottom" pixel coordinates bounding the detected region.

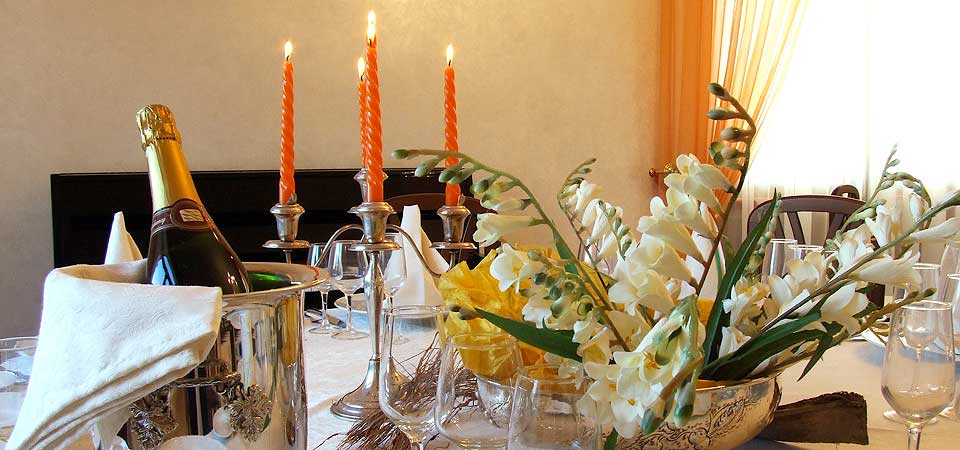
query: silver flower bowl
[{"left": 617, "top": 375, "right": 781, "bottom": 450}]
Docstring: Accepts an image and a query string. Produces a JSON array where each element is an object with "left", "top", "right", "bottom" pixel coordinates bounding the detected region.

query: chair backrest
[
  {"left": 385, "top": 193, "right": 490, "bottom": 243},
  {"left": 830, "top": 184, "right": 861, "bottom": 199},
  {"left": 747, "top": 195, "right": 865, "bottom": 245}
]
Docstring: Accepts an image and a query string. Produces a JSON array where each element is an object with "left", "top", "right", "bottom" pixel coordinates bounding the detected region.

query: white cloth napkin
[
  {"left": 386, "top": 206, "right": 449, "bottom": 307},
  {"left": 104, "top": 212, "right": 142, "bottom": 263},
  {"left": 9, "top": 213, "right": 223, "bottom": 450}
]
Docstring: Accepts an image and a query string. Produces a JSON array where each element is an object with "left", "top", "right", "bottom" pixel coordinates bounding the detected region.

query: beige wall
[{"left": 0, "top": 0, "right": 660, "bottom": 336}]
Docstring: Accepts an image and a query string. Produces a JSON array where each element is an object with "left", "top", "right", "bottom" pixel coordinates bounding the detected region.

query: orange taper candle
[
  {"left": 443, "top": 44, "right": 461, "bottom": 206},
  {"left": 364, "top": 10, "right": 384, "bottom": 202},
  {"left": 358, "top": 57, "right": 370, "bottom": 171},
  {"left": 279, "top": 41, "right": 296, "bottom": 205}
]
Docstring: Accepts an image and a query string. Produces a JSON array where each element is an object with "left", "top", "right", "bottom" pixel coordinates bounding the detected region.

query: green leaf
[
  {"left": 604, "top": 430, "right": 619, "bottom": 450},
  {"left": 476, "top": 309, "right": 582, "bottom": 362},
  {"left": 702, "top": 310, "right": 820, "bottom": 380},
  {"left": 703, "top": 193, "right": 782, "bottom": 363},
  {"left": 799, "top": 322, "right": 841, "bottom": 380}
]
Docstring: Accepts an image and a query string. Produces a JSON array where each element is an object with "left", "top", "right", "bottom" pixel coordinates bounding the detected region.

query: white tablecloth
[{"left": 306, "top": 313, "right": 960, "bottom": 450}]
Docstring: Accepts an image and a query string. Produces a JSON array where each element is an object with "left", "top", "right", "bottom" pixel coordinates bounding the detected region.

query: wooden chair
[
  {"left": 384, "top": 193, "right": 490, "bottom": 243},
  {"left": 747, "top": 195, "right": 864, "bottom": 245},
  {"left": 830, "top": 184, "right": 861, "bottom": 199}
]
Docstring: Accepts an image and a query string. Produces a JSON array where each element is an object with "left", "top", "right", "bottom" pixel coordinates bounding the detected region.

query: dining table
[{"left": 305, "top": 311, "right": 960, "bottom": 450}]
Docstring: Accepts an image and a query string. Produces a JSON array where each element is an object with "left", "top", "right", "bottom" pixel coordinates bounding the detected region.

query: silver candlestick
[
  {"left": 263, "top": 201, "right": 310, "bottom": 263},
  {"left": 431, "top": 198, "right": 476, "bottom": 266}
]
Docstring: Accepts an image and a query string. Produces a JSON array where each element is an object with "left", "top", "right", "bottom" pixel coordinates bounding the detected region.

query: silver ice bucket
[{"left": 113, "top": 262, "right": 323, "bottom": 450}]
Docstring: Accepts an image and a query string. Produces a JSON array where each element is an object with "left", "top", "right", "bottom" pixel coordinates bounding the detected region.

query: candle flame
[
  {"left": 284, "top": 41, "right": 293, "bottom": 60},
  {"left": 367, "top": 10, "right": 376, "bottom": 42},
  {"left": 357, "top": 57, "right": 366, "bottom": 81},
  {"left": 446, "top": 44, "right": 454, "bottom": 66}
]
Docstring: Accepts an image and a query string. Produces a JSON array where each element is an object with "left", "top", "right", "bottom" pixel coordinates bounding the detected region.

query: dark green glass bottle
[{"left": 137, "top": 104, "right": 250, "bottom": 293}]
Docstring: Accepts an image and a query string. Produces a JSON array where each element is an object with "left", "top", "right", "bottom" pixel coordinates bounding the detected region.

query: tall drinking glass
[
  {"left": 437, "top": 333, "right": 523, "bottom": 450},
  {"left": 881, "top": 300, "right": 956, "bottom": 449},
  {"left": 331, "top": 240, "right": 369, "bottom": 340},
  {"left": 379, "top": 306, "right": 445, "bottom": 450},
  {"left": 938, "top": 273, "right": 960, "bottom": 420},
  {"left": 940, "top": 242, "right": 960, "bottom": 283},
  {"left": 0, "top": 337, "right": 36, "bottom": 445},
  {"left": 307, "top": 242, "right": 338, "bottom": 334},
  {"left": 383, "top": 233, "right": 408, "bottom": 307},
  {"left": 763, "top": 238, "right": 797, "bottom": 280},
  {"left": 506, "top": 364, "right": 597, "bottom": 450},
  {"left": 787, "top": 243, "right": 823, "bottom": 263}
]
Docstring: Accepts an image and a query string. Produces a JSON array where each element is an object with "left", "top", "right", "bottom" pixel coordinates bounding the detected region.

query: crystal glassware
[
  {"left": 937, "top": 273, "right": 960, "bottom": 420},
  {"left": 886, "top": 262, "right": 944, "bottom": 423},
  {"left": 0, "top": 336, "right": 37, "bottom": 444},
  {"left": 307, "top": 242, "right": 338, "bottom": 334},
  {"left": 437, "top": 333, "right": 523, "bottom": 450},
  {"left": 383, "top": 232, "right": 408, "bottom": 307},
  {"left": 379, "top": 306, "right": 445, "bottom": 450},
  {"left": 787, "top": 243, "right": 823, "bottom": 263},
  {"left": 881, "top": 300, "right": 956, "bottom": 449},
  {"left": 506, "top": 364, "right": 598, "bottom": 450},
  {"left": 331, "top": 240, "right": 369, "bottom": 340},
  {"left": 940, "top": 242, "right": 960, "bottom": 284},
  {"left": 763, "top": 238, "right": 797, "bottom": 279}
]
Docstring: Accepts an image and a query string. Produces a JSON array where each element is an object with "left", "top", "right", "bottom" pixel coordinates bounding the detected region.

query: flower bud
[
  {"left": 533, "top": 272, "right": 547, "bottom": 285},
  {"left": 550, "top": 298, "right": 569, "bottom": 317},
  {"left": 391, "top": 149, "right": 411, "bottom": 159},
  {"left": 720, "top": 146, "right": 740, "bottom": 159},
  {"left": 708, "top": 83, "right": 728, "bottom": 98},
  {"left": 414, "top": 158, "right": 442, "bottom": 177},
  {"left": 641, "top": 408, "right": 664, "bottom": 435},
  {"left": 707, "top": 108, "right": 740, "bottom": 120},
  {"left": 447, "top": 167, "right": 477, "bottom": 184},
  {"left": 720, "top": 127, "right": 744, "bottom": 141},
  {"left": 471, "top": 178, "right": 490, "bottom": 195}
]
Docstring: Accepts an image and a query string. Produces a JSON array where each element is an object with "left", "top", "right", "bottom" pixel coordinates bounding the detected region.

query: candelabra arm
[
  {"left": 306, "top": 224, "right": 365, "bottom": 267},
  {"left": 385, "top": 224, "right": 447, "bottom": 278}
]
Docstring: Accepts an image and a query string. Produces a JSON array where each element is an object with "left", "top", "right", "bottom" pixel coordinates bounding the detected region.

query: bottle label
[{"left": 151, "top": 198, "right": 213, "bottom": 235}]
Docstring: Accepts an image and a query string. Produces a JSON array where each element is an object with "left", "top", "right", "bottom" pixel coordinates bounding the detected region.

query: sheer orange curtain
[{"left": 656, "top": 0, "right": 806, "bottom": 194}]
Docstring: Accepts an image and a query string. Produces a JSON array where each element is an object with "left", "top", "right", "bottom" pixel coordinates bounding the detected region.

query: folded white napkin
[
  {"left": 9, "top": 213, "right": 223, "bottom": 450},
  {"left": 104, "top": 212, "right": 142, "bottom": 263},
  {"left": 387, "top": 206, "right": 449, "bottom": 307}
]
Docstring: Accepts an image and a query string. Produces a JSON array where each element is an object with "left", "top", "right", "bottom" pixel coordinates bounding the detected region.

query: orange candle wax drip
[
  {"left": 364, "top": 10, "right": 384, "bottom": 202},
  {"left": 358, "top": 57, "right": 370, "bottom": 171},
  {"left": 444, "top": 44, "right": 460, "bottom": 206},
  {"left": 279, "top": 41, "right": 296, "bottom": 205}
]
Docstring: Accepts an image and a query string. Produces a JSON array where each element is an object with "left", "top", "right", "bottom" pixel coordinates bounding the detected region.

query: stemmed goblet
[
  {"left": 379, "top": 305, "right": 445, "bottom": 450},
  {"left": 306, "top": 242, "right": 338, "bottom": 334},
  {"left": 881, "top": 300, "right": 956, "bottom": 449},
  {"left": 331, "top": 240, "right": 369, "bottom": 340}
]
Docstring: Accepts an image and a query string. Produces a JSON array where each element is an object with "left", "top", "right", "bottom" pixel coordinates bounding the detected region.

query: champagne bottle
[{"left": 137, "top": 104, "right": 250, "bottom": 293}]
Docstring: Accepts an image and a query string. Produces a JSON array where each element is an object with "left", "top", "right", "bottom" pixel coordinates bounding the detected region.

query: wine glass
[
  {"left": 383, "top": 233, "right": 408, "bottom": 307},
  {"left": 331, "top": 240, "right": 369, "bottom": 340},
  {"left": 886, "top": 262, "right": 943, "bottom": 422},
  {"left": 940, "top": 242, "right": 960, "bottom": 283},
  {"left": 0, "top": 337, "right": 36, "bottom": 445},
  {"left": 937, "top": 273, "right": 960, "bottom": 420},
  {"left": 506, "top": 364, "right": 598, "bottom": 450},
  {"left": 881, "top": 300, "right": 956, "bottom": 449},
  {"left": 379, "top": 305, "right": 445, "bottom": 450},
  {"left": 307, "top": 242, "right": 338, "bottom": 334},
  {"left": 763, "top": 238, "right": 797, "bottom": 280},
  {"left": 437, "top": 332, "right": 523, "bottom": 450}
]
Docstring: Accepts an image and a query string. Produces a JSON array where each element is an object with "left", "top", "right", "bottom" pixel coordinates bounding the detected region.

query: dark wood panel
[{"left": 51, "top": 168, "right": 464, "bottom": 267}]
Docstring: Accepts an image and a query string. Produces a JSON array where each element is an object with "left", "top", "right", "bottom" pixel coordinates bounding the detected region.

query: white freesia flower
[
  {"left": 622, "top": 235, "right": 695, "bottom": 285},
  {"left": 676, "top": 153, "right": 733, "bottom": 191},
  {"left": 868, "top": 184, "right": 926, "bottom": 245},
  {"left": 664, "top": 173, "right": 722, "bottom": 212},
  {"left": 819, "top": 283, "right": 869, "bottom": 334},
  {"left": 663, "top": 189, "right": 716, "bottom": 238},
  {"left": 837, "top": 225, "right": 875, "bottom": 269},
  {"left": 480, "top": 197, "right": 527, "bottom": 213},
  {"left": 909, "top": 217, "right": 960, "bottom": 244},
  {"left": 577, "top": 362, "right": 641, "bottom": 439},
  {"left": 854, "top": 251, "right": 921, "bottom": 289},
  {"left": 718, "top": 326, "right": 749, "bottom": 357},
  {"left": 489, "top": 244, "right": 543, "bottom": 292},
  {"left": 723, "top": 278, "right": 770, "bottom": 335},
  {"left": 608, "top": 263, "right": 675, "bottom": 314},
  {"left": 639, "top": 197, "right": 704, "bottom": 262},
  {"left": 521, "top": 295, "right": 553, "bottom": 328},
  {"left": 473, "top": 213, "right": 536, "bottom": 247},
  {"left": 573, "top": 319, "right": 614, "bottom": 364}
]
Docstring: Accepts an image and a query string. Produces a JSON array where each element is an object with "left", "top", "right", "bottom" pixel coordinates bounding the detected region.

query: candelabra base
[{"left": 330, "top": 358, "right": 380, "bottom": 420}]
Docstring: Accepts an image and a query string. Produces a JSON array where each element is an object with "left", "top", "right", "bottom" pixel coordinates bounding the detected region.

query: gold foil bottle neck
[{"left": 137, "top": 104, "right": 181, "bottom": 150}]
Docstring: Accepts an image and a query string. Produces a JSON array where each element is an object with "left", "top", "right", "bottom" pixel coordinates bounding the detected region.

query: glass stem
[
  {"left": 409, "top": 441, "right": 426, "bottom": 450},
  {"left": 345, "top": 294, "right": 354, "bottom": 331},
  {"left": 907, "top": 424, "right": 923, "bottom": 450},
  {"left": 319, "top": 291, "right": 330, "bottom": 325}
]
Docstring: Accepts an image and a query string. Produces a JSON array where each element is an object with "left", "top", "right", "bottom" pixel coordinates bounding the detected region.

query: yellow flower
[{"left": 439, "top": 250, "right": 549, "bottom": 366}]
